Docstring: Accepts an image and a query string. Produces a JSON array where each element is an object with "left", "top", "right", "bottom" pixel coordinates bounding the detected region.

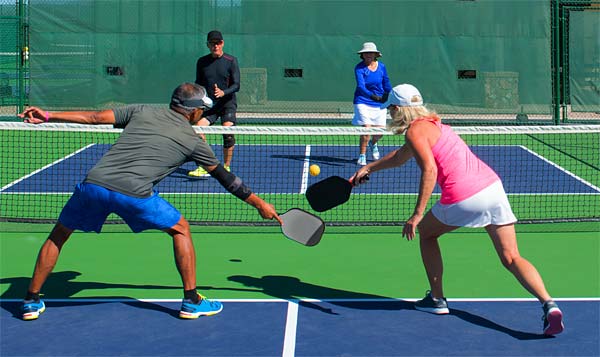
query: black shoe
[
  {"left": 542, "top": 300, "right": 564, "bottom": 336},
  {"left": 414, "top": 290, "right": 449, "bottom": 314}
]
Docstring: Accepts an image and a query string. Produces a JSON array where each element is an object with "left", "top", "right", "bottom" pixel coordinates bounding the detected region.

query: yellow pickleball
[{"left": 309, "top": 164, "right": 320, "bottom": 176}]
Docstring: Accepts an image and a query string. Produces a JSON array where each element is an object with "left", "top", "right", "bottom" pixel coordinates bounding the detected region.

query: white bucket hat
[
  {"left": 357, "top": 42, "right": 381, "bottom": 57},
  {"left": 380, "top": 84, "right": 424, "bottom": 108}
]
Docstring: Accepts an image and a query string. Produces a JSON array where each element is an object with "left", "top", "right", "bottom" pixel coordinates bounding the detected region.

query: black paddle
[{"left": 305, "top": 175, "right": 368, "bottom": 212}]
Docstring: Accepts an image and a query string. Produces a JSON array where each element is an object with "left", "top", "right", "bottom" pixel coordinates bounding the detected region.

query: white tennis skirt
[
  {"left": 352, "top": 104, "right": 387, "bottom": 126},
  {"left": 431, "top": 180, "right": 517, "bottom": 227}
]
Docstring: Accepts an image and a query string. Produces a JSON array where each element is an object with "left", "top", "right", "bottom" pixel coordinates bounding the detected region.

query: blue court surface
[
  {"left": 3, "top": 144, "right": 599, "bottom": 195},
  {"left": 0, "top": 299, "right": 598, "bottom": 356}
]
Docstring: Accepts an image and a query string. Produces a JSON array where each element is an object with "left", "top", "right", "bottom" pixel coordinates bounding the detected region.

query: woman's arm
[
  {"left": 351, "top": 143, "right": 414, "bottom": 184},
  {"left": 402, "top": 122, "right": 438, "bottom": 240}
]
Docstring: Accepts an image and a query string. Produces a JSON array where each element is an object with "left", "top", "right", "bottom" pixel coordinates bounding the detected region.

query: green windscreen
[
  {"left": 26, "top": 0, "right": 554, "bottom": 121},
  {"left": 568, "top": 10, "right": 600, "bottom": 113}
]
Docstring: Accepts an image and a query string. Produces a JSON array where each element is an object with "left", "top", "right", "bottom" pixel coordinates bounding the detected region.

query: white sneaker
[
  {"left": 369, "top": 141, "right": 380, "bottom": 160},
  {"left": 357, "top": 154, "right": 367, "bottom": 166}
]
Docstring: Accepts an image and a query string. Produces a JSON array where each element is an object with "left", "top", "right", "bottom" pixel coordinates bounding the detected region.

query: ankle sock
[
  {"left": 25, "top": 291, "right": 40, "bottom": 302},
  {"left": 184, "top": 289, "right": 200, "bottom": 304}
]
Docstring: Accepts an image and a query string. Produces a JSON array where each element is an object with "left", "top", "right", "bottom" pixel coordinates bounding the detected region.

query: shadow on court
[
  {"left": 0, "top": 271, "right": 181, "bottom": 319},
  {"left": 215, "top": 274, "right": 549, "bottom": 340},
  {"left": 450, "top": 308, "right": 548, "bottom": 340},
  {"left": 0, "top": 272, "right": 558, "bottom": 341}
]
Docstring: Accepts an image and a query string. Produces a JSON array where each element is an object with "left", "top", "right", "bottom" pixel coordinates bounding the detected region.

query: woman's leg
[
  {"left": 485, "top": 224, "right": 551, "bottom": 302},
  {"left": 416, "top": 211, "right": 458, "bottom": 298}
]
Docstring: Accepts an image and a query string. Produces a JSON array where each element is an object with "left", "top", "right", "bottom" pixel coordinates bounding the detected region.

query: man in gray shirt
[{"left": 18, "top": 82, "right": 282, "bottom": 321}]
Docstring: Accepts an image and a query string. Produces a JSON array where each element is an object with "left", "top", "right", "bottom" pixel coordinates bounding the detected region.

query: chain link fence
[{"left": 1, "top": 0, "right": 598, "bottom": 124}]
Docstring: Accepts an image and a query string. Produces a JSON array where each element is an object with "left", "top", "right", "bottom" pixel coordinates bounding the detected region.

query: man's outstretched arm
[{"left": 19, "top": 106, "right": 115, "bottom": 125}]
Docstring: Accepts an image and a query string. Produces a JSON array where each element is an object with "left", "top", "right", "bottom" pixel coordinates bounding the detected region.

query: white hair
[{"left": 388, "top": 105, "right": 440, "bottom": 135}]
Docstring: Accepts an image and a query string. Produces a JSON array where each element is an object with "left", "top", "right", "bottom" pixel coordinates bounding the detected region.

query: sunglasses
[{"left": 207, "top": 41, "right": 223, "bottom": 46}]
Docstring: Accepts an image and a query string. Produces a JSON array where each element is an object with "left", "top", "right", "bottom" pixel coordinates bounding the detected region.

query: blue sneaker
[
  {"left": 414, "top": 290, "right": 449, "bottom": 315},
  {"left": 179, "top": 294, "right": 223, "bottom": 319},
  {"left": 22, "top": 299, "right": 45, "bottom": 321}
]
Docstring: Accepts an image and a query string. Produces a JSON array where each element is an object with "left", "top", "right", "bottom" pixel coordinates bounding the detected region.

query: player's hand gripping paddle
[
  {"left": 279, "top": 208, "right": 325, "bottom": 246},
  {"left": 305, "top": 175, "right": 368, "bottom": 212}
]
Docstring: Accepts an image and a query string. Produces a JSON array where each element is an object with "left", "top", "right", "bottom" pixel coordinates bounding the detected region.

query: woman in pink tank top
[{"left": 351, "top": 84, "right": 563, "bottom": 336}]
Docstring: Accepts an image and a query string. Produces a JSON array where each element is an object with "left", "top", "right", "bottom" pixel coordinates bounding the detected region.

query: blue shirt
[{"left": 353, "top": 61, "right": 392, "bottom": 107}]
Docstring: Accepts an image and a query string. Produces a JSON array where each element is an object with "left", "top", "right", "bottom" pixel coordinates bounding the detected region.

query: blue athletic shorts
[{"left": 59, "top": 183, "right": 181, "bottom": 233}]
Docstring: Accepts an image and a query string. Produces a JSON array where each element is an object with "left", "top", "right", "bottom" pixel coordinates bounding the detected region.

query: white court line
[
  {"left": 282, "top": 300, "right": 299, "bottom": 357},
  {"left": 1, "top": 297, "right": 598, "bottom": 302},
  {"left": 0, "top": 144, "right": 95, "bottom": 192},
  {"left": 299, "top": 145, "right": 311, "bottom": 194},
  {"left": 518, "top": 145, "right": 600, "bottom": 193}
]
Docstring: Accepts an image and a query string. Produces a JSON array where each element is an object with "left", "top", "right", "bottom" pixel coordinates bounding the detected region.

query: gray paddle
[{"left": 280, "top": 208, "right": 325, "bottom": 246}]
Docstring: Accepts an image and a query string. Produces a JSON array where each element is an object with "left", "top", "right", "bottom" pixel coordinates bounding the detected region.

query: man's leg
[
  {"left": 164, "top": 216, "right": 196, "bottom": 291},
  {"left": 23, "top": 222, "right": 74, "bottom": 320},
  {"left": 187, "top": 117, "right": 212, "bottom": 177},
  {"left": 164, "top": 216, "right": 223, "bottom": 318},
  {"left": 28, "top": 223, "right": 74, "bottom": 295},
  {"left": 222, "top": 112, "right": 236, "bottom": 169}
]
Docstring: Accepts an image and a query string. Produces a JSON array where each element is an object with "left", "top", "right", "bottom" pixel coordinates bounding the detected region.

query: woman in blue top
[{"left": 352, "top": 42, "right": 392, "bottom": 166}]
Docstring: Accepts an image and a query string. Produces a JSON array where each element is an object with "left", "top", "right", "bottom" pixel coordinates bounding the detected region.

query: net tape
[{"left": 2, "top": 122, "right": 600, "bottom": 134}]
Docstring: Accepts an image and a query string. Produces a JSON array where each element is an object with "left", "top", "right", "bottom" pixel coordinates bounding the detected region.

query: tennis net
[{"left": 1, "top": 122, "right": 599, "bottom": 227}]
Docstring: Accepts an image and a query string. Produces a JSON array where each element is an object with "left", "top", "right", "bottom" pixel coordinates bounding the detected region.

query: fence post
[{"left": 552, "top": 0, "right": 561, "bottom": 124}]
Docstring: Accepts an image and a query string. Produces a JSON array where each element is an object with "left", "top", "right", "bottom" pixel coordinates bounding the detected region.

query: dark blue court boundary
[
  {"left": 1, "top": 299, "right": 597, "bottom": 356},
  {"left": 4, "top": 144, "right": 598, "bottom": 195}
]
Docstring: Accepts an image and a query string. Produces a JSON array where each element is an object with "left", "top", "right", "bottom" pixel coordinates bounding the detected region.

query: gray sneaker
[
  {"left": 414, "top": 290, "right": 449, "bottom": 314},
  {"left": 542, "top": 300, "right": 564, "bottom": 335}
]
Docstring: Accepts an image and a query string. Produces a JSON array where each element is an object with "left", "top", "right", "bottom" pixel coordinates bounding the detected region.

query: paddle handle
[{"left": 350, "top": 174, "right": 369, "bottom": 186}]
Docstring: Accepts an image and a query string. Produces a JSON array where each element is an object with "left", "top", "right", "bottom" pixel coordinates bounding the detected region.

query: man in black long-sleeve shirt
[{"left": 188, "top": 30, "right": 241, "bottom": 177}]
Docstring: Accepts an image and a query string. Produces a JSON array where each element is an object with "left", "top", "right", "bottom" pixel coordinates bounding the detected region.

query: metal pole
[
  {"left": 552, "top": 0, "right": 561, "bottom": 124},
  {"left": 17, "top": 0, "right": 27, "bottom": 114}
]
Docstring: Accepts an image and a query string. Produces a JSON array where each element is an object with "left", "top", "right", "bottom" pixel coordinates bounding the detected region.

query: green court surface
[{"left": 1, "top": 227, "right": 598, "bottom": 300}]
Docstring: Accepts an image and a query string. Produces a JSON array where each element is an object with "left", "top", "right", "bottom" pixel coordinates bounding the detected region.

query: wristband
[{"left": 45, "top": 111, "right": 49, "bottom": 122}]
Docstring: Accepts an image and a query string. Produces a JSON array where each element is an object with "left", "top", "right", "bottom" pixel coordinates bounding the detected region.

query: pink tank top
[{"left": 416, "top": 118, "right": 500, "bottom": 204}]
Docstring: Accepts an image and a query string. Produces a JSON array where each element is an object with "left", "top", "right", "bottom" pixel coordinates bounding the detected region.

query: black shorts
[{"left": 204, "top": 107, "right": 237, "bottom": 125}]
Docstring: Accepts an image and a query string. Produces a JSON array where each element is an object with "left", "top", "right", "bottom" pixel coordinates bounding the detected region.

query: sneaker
[
  {"left": 414, "top": 290, "right": 449, "bottom": 314},
  {"left": 542, "top": 301, "right": 564, "bottom": 335},
  {"left": 357, "top": 154, "right": 367, "bottom": 166},
  {"left": 179, "top": 294, "right": 223, "bottom": 319},
  {"left": 22, "top": 299, "right": 45, "bottom": 321},
  {"left": 188, "top": 166, "right": 210, "bottom": 178},
  {"left": 369, "top": 141, "right": 380, "bottom": 160}
]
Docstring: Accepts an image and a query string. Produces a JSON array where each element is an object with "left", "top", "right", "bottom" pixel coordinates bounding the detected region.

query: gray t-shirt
[{"left": 84, "top": 105, "right": 219, "bottom": 197}]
